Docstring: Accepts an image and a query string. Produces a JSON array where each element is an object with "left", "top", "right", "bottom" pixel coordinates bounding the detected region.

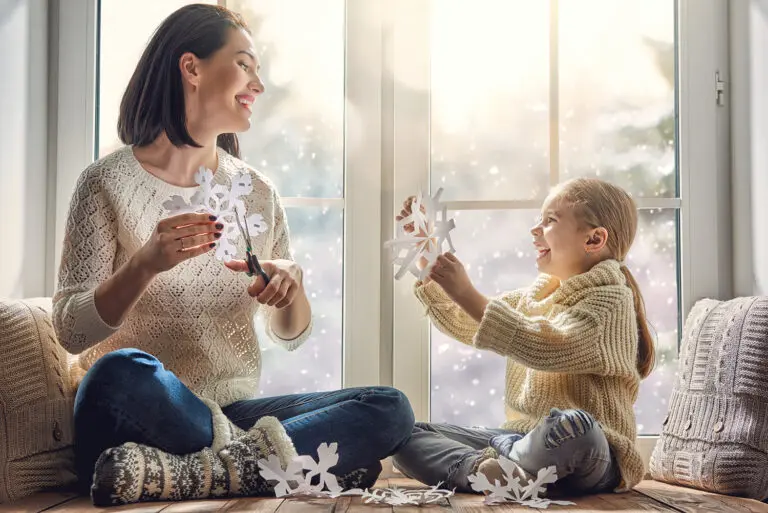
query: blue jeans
[
  {"left": 74, "top": 349, "right": 415, "bottom": 492},
  {"left": 394, "top": 409, "right": 620, "bottom": 494}
]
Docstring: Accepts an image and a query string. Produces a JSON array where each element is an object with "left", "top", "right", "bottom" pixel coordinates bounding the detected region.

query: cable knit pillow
[
  {"left": 650, "top": 296, "right": 768, "bottom": 500},
  {"left": 0, "top": 298, "right": 78, "bottom": 502}
]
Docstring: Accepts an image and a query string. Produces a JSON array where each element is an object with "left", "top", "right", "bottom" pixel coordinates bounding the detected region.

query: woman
[{"left": 53, "top": 4, "right": 414, "bottom": 506}]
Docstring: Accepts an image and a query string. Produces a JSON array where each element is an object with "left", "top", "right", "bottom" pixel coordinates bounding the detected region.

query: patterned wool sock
[{"left": 90, "top": 404, "right": 297, "bottom": 506}]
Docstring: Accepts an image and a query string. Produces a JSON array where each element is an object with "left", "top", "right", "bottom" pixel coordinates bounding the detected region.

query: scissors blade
[{"left": 234, "top": 208, "right": 252, "bottom": 251}]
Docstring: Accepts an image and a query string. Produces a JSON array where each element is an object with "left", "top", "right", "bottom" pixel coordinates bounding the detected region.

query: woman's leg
[
  {"left": 74, "top": 348, "right": 214, "bottom": 491},
  {"left": 494, "top": 408, "right": 620, "bottom": 494},
  {"left": 223, "top": 386, "right": 416, "bottom": 487},
  {"left": 79, "top": 349, "right": 297, "bottom": 505},
  {"left": 392, "top": 422, "right": 513, "bottom": 492}
]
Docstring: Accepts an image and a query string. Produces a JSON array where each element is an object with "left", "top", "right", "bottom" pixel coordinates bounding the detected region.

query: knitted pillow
[
  {"left": 650, "top": 296, "right": 768, "bottom": 500},
  {"left": 0, "top": 298, "right": 78, "bottom": 502}
]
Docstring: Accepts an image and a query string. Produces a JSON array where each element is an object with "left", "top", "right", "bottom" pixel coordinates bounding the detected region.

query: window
[
  {"left": 97, "top": 0, "right": 347, "bottom": 394},
  {"left": 56, "top": 0, "right": 729, "bottom": 457},
  {"left": 424, "top": 0, "right": 679, "bottom": 434}
]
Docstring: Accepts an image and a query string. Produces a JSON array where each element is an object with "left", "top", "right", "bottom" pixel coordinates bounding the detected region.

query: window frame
[
  {"left": 53, "top": 0, "right": 731, "bottom": 467},
  {"left": 387, "top": 0, "right": 732, "bottom": 461}
]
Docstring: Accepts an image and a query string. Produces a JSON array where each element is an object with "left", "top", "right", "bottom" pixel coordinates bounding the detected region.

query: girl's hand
[
  {"left": 396, "top": 196, "right": 426, "bottom": 234},
  {"left": 134, "top": 213, "right": 222, "bottom": 275},
  {"left": 397, "top": 196, "right": 432, "bottom": 272},
  {"left": 429, "top": 253, "right": 475, "bottom": 302},
  {"left": 225, "top": 259, "right": 303, "bottom": 309}
]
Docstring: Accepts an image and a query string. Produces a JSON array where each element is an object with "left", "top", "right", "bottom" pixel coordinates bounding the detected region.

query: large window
[
  {"left": 98, "top": 0, "right": 346, "bottom": 395},
  {"left": 426, "top": 0, "right": 679, "bottom": 434},
  {"left": 57, "top": 0, "right": 729, "bottom": 454}
]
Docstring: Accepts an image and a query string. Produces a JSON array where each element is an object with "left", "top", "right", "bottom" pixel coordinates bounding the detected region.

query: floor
[{"left": 2, "top": 479, "right": 767, "bottom": 513}]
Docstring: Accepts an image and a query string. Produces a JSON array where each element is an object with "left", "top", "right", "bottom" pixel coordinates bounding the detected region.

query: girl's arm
[
  {"left": 473, "top": 292, "right": 638, "bottom": 376},
  {"left": 415, "top": 280, "right": 523, "bottom": 345}
]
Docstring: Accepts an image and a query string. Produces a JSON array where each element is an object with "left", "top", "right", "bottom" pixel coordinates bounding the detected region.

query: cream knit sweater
[
  {"left": 53, "top": 146, "right": 311, "bottom": 407},
  {"left": 415, "top": 259, "right": 645, "bottom": 491}
]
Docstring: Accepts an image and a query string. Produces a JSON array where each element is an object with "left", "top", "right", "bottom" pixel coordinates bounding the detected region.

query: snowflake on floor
[
  {"left": 162, "top": 166, "right": 267, "bottom": 261},
  {"left": 385, "top": 188, "right": 456, "bottom": 280},
  {"left": 257, "top": 442, "right": 364, "bottom": 499},
  {"left": 467, "top": 458, "right": 576, "bottom": 509},
  {"left": 361, "top": 484, "right": 453, "bottom": 506},
  {"left": 257, "top": 444, "right": 575, "bottom": 509},
  {"left": 258, "top": 443, "right": 455, "bottom": 505}
]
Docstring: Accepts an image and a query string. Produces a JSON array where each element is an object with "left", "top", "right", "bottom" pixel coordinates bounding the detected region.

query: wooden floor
[{"left": 2, "top": 479, "right": 767, "bottom": 513}]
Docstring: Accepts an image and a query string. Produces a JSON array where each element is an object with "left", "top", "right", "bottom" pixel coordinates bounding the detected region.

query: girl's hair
[
  {"left": 552, "top": 178, "right": 656, "bottom": 378},
  {"left": 118, "top": 4, "right": 249, "bottom": 158}
]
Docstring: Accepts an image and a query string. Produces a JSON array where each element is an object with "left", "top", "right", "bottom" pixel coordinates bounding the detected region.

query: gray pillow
[{"left": 650, "top": 296, "right": 768, "bottom": 501}]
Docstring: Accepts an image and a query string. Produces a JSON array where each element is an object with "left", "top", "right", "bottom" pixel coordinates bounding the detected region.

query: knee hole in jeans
[{"left": 544, "top": 409, "right": 597, "bottom": 449}]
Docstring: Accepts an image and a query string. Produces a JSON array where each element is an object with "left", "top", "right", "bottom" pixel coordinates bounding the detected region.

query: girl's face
[
  {"left": 530, "top": 196, "right": 599, "bottom": 280},
  {"left": 184, "top": 28, "right": 265, "bottom": 135}
]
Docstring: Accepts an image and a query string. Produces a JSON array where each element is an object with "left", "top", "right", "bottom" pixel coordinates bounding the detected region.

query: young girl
[{"left": 393, "top": 178, "right": 653, "bottom": 496}]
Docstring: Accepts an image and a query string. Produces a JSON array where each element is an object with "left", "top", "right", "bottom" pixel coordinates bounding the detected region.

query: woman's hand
[
  {"left": 225, "top": 259, "right": 303, "bottom": 308},
  {"left": 134, "top": 213, "right": 222, "bottom": 275}
]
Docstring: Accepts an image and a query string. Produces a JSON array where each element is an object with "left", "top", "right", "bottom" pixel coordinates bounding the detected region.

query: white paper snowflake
[
  {"left": 467, "top": 459, "right": 576, "bottom": 509},
  {"left": 385, "top": 188, "right": 456, "bottom": 280},
  {"left": 361, "top": 483, "right": 453, "bottom": 506},
  {"left": 258, "top": 443, "right": 362, "bottom": 499},
  {"left": 257, "top": 443, "right": 454, "bottom": 506},
  {"left": 161, "top": 166, "right": 268, "bottom": 261}
]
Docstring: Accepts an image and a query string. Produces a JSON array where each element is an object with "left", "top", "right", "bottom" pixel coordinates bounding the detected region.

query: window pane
[
  {"left": 430, "top": 1, "right": 550, "bottom": 201},
  {"left": 257, "top": 206, "right": 343, "bottom": 395},
  {"left": 98, "top": 0, "right": 217, "bottom": 157},
  {"left": 559, "top": 0, "right": 676, "bottom": 198},
  {"left": 430, "top": 208, "right": 680, "bottom": 435},
  {"left": 230, "top": 0, "right": 344, "bottom": 198},
  {"left": 430, "top": 210, "right": 540, "bottom": 428},
  {"left": 630, "top": 208, "right": 679, "bottom": 435}
]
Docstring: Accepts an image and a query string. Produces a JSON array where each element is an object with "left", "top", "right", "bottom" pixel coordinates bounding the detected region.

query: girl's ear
[{"left": 585, "top": 227, "right": 609, "bottom": 253}]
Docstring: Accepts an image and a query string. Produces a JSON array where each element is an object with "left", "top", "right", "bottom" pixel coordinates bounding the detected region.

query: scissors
[{"left": 234, "top": 207, "right": 270, "bottom": 285}]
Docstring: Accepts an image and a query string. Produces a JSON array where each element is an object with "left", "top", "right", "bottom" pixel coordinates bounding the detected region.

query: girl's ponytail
[{"left": 620, "top": 265, "right": 655, "bottom": 378}]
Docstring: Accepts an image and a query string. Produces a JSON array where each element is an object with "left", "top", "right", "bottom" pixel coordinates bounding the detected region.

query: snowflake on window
[{"left": 162, "top": 166, "right": 267, "bottom": 261}]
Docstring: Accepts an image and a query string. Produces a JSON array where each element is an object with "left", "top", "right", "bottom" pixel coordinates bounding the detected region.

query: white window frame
[
  {"left": 387, "top": 0, "right": 732, "bottom": 466},
  {"left": 53, "top": 0, "right": 731, "bottom": 470}
]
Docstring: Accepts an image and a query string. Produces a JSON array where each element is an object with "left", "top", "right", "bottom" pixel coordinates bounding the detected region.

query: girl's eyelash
[{"left": 239, "top": 62, "right": 249, "bottom": 71}]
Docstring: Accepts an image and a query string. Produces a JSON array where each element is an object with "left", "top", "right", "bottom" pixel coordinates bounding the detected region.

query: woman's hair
[
  {"left": 553, "top": 177, "right": 656, "bottom": 378},
  {"left": 117, "top": 4, "right": 249, "bottom": 158}
]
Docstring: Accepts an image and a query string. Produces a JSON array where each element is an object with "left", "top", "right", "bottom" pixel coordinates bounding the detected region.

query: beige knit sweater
[
  {"left": 53, "top": 146, "right": 312, "bottom": 407},
  {"left": 415, "top": 259, "right": 645, "bottom": 491}
]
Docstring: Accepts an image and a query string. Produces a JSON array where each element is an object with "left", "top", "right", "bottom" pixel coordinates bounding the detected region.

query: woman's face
[{"left": 186, "top": 28, "right": 264, "bottom": 135}]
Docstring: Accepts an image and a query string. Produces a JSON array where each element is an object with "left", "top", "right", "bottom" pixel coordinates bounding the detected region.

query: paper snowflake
[
  {"left": 361, "top": 483, "right": 453, "bottom": 506},
  {"left": 258, "top": 443, "right": 364, "bottom": 499},
  {"left": 257, "top": 443, "right": 454, "bottom": 506},
  {"left": 161, "top": 166, "right": 268, "bottom": 261},
  {"left": 467, "top": 459, "right": 575, "bottom": 509},
  {"left": 385, "top": 188, "right": 456, "bottom": 280}
]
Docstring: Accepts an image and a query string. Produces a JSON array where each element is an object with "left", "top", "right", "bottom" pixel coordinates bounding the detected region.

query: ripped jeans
[{"left": 393, "top": 408, "right": 621, "bottom": 495}]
